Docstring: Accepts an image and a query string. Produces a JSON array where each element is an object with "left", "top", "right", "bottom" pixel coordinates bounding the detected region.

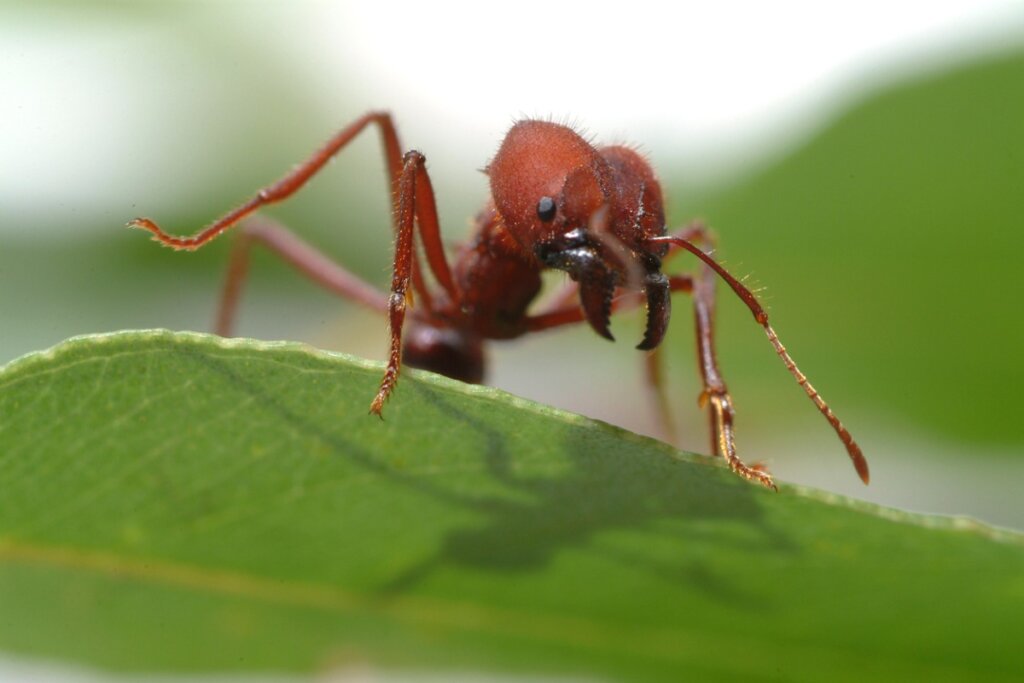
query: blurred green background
[{"left": 2, "top": 2, "right": 1023, "bottom": 529}]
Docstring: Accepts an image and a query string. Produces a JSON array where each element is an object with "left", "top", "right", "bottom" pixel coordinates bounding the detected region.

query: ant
[{"left": 129, "top": 111, "right": 869, "bottom": 490}]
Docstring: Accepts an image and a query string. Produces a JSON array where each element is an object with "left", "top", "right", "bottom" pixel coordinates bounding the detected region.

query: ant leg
[
  {"left": 127, "top": 110, "right": 444, "bottom": 304},
  {"left": 659, "top": 222, "right": 771, "bottom": 477},
  {"left": 657, "top": 222, "right": 753, "bottom": 465},
  {"left": 129, "top": 111, "right": 401, "bottom": 249},
  {"left": 691, "top": 263, "right": 777, "bottom": 489},
  {"left": 647, "top": 231, "right": 870, "bottom": 485},
  {"left": 215, "top": 214, "right": 388, "bottom": 337},
  {"left": 370, "top": 150, "right": 458, "bottom": 416}
]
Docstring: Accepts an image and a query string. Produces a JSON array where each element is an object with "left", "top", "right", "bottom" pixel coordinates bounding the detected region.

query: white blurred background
[
  {"left": 4, "top": 2, "right": 1023, "bottom": 234},
  {"left": 2, "top": 1, "right": 1024, "bottom": 529}
]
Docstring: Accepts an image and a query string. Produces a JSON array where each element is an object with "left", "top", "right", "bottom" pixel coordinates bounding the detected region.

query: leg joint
[{"left": 403, "top": 149, "right": 426, "bottom": 165}]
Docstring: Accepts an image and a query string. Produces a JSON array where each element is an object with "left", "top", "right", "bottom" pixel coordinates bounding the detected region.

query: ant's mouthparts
[{"left": 637, "top": 271, "right": 671, "bottom": 351}]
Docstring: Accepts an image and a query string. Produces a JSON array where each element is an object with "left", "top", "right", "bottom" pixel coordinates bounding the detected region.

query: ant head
[
  {"left": 488, "top": 120, "right": 609, "bottom": 246},
  {"left": 488, "top": 120, "right": 670, "bottom": 349}
]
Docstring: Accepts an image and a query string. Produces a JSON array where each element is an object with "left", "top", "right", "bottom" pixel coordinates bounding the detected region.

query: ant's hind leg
[
  {"left": 130, "top": 112, "right": 405, "bottom": 251},
  {"left": 215, "top": 214, "right": 388, "bottom": 337}
]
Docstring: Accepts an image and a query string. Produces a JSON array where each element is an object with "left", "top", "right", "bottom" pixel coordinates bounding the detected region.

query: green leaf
[{"left": 0, "top": 331, "right": 1021, "bottom": 681}]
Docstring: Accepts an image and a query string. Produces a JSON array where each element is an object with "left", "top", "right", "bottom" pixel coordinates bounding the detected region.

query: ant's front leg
[
  {"left": 370, "top": 150, "right": 460, "bottom": 416},
  {"left": 649, "top": 223, "right": 869, "bottom": 487},
  {"left": 655, "top": 221, "right": 776, "bottom": 487},
  {"left": 691, "top": 262, "right": 777, "bottom": 490}
]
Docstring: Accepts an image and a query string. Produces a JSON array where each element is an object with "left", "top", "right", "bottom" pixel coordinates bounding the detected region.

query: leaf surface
[{"left": 0, "top": 331, "right": 1020, "bottom": 681}]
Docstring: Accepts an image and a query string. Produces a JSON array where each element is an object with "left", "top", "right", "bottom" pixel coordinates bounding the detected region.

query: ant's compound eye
[{"left": 536, "top": 196, "right": 557, "bottom": 222}]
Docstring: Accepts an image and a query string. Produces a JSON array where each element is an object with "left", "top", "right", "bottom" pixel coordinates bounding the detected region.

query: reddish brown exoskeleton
[{"left": 129, "top": 112, "right": 868, "bottom": 489}]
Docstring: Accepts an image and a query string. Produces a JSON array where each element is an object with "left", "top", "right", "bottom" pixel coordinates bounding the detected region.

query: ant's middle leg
[{"left": 215, "top": 214, "right": 389, "bottom": 337}]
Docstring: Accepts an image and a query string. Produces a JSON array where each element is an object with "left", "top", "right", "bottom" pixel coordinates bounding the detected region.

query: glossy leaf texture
[{"left": 0, "top": 331, "right": 1021, "bottom": 681}]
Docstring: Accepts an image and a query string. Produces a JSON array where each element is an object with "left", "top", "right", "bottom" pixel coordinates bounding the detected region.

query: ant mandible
[{"left": 129, "top": 111, "right": 869, "bottom": 490}]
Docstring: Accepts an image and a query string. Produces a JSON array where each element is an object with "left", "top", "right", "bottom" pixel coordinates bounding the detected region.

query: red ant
[{"left": 129, "top": 111, "right": 869, "bottom": 490}]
